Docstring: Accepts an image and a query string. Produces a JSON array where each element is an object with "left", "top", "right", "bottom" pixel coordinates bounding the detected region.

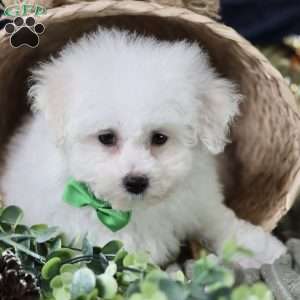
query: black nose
[{"left": 123, "top": 175, "right": 149, "bottom": 194}]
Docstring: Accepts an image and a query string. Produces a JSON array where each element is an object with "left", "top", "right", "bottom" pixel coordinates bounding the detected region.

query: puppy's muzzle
[{"left": 123, "top": 174, "right": 149, "bottom": 195}]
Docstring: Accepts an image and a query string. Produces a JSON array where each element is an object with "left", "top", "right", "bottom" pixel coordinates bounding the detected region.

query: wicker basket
[{"left": 0, "top": 0, "right": 299, "bottom": 232}]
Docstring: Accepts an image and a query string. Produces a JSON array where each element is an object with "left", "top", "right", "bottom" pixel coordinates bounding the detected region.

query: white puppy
[{"left": 1, "top": 28, "right": 285, "bottom": 267}]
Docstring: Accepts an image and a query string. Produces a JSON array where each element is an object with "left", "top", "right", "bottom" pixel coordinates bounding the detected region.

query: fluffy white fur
[{"left": 1, "top": 28, "right": 285, "bottom": 267}]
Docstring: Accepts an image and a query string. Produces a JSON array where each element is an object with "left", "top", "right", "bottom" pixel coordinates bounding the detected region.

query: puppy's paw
[{"left": 233, "top": 224, "right": 286, "bottom": 269}]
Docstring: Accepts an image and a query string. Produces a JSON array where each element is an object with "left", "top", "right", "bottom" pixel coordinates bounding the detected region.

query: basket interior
[{"left": 0, "top": 14, "right": 299, "bottom": 229}]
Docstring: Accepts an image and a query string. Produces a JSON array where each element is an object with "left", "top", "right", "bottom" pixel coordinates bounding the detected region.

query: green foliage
[
  {"left": 0, "top": 206, "right": 273, "bottom": 300},
  {"left": 259, "top": 41, "right": 300, "bottom": 103},
  {"left": 231, "top": 284, "right": 273, "bottom": 300}
]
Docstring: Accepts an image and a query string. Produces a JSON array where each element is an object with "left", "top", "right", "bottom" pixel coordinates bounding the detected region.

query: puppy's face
[
  {"left": 64, "top": 81, "right": 198, "bottom": 210},
  {"left": 30, "top": 29, "right": 240, "bottom": 210}
]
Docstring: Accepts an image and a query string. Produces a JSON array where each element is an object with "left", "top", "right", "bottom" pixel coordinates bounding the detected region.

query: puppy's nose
[{"left": 123, "top": 175, "right": 149, "bottom": 194}]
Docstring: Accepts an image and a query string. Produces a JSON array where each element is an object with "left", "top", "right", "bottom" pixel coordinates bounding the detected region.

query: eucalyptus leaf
[
  {"left": 105, "top": 261, "right": 117, "bottom": 276},
  {"left": 251, "top": 283, "right": 273, "bottom": 300},
  {"left": 82, "top": 235, "right": 93, "bottom": 256},
  {"left": 76, "top": 289, "right": 98, "bottom": 300},
  {"left": 123, "top": 252, "right": 149, "bottom": 271},
  {"left": 60, "top": 263, "right": 81, "bottom": 274},
  {"left": 97, "top": 273, "right": 118, "bottom": 299},
  {"left": 0, "top": 222, "right": 12, "bottom": 233},
  {"left": 48, "top": 238, "right": 63, "bottom": 254},
  {"left": 114, "top": 249, "right": 128, "bottom": 264},
  {"left": 35, "top": 226, "right": 61, "bottom": 243},
  {"left": 0, "top": 205, "right": 274, "bottom": 300},
  {"left": 53, "top": 286, "right": 71, "bottom": 300},
  {"left": 15, "top": 224, "right": 30, "bottom": 234},
  {"left": 42, "top": 257, "right": 63, "bottom": 280},
  {"left": 48, "top": 248, "right": 74, "bottom": 262},
  {"left": 231, "top": 285, "right": 255, "bottom": 300},
  {"left": 130, "top": 280, "right": 168, "bottom": 300},
  {"left": 50, "top": 276, "right": 64, "bottom": 289},
  {"left": 0, "top": 235, "right": 45, "bottom": 262},
  {"left": 0, "top": 206, "right": 23, "bottom": 228},
  {"left": 71, "top": 268, "right": 96, "bottom": 299},
  {"left": 102, "top": 240, "right": 123, "bottom": 255},
  {"left": 61, "top": 272, "right": 74, "bottom": 286},
  {"left": 159, "top": 279, "right": 189, "bottom": 300},
  {"left": 86, "top": 288, "right": 98, "bottom": 300},
  {"left": 31, "top": 224, "right": 48, "bottom": 233}
]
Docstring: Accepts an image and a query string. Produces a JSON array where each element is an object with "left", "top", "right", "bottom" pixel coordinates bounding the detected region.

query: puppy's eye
[
  {"left": 151, "top": 132, "right": 168, "bottom": 146},
  {"left": 98, "top": 131, "right": 117, "bottom": 146}
]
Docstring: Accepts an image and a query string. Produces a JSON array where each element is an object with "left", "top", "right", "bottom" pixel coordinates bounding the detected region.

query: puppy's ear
[
  {"left": 28, "top": 62, "right": 66, "bottom": 145},
  {"left": 197, "top": 77, "right": 241, "bottom": 154}
]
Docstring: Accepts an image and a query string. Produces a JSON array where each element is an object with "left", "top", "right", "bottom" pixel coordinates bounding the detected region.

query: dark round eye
[
  {"left": 151, "top": 132, "right": 168, "bottom": 146},
  {"left": 98, "top": 132, "right": 117, "bottom": 146}
]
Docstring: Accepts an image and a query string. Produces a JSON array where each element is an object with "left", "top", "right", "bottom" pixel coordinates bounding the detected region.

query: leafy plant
[{"left": 0, "top": 206, "right": 273, "bottom": 300}]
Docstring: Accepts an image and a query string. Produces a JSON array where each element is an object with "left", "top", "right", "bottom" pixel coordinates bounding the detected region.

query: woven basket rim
[{"left": 0, "top": 0, "right": 297, "bottom": 113}]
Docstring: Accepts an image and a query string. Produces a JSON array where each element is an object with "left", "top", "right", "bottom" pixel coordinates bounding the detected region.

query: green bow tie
[{"left": 63, "top": 178, "right": 131, "bottom": 232}]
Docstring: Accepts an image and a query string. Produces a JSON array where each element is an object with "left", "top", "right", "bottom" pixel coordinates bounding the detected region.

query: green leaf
[
  {"left": 114, "top": 249, "right": 128, "bottom": 264},
  {"left": 0, "top": 235, "right": 45, "bottom": 262},
  {"left": 250, "top": 283, "right": 273, "bottom": 300},
  {"left": 76, "top": 289, "right": 98, "bottom": 300},
  {"left": 123, "top": 254, "right": 134, "bottom": 267},
  {"left": 159, "top": 279, "right": 188, "bottom": 300},
  {"left": 36, "top": 242, "right": 50, "bottom": 259},
  {"left": 15, "top": 224, "right": 30, "bottom": 234},
  {"left": 169, "top": 271, "right": 185, "bottom": 283},
  {"left": 105, "top": 261, "right": 117, "bottom": 276},
  {"left": 53, "top": 286, "right": 71, "bottom": 300},
  {"left": 60, "top": 263, "right": 80, "bottom": 274},
  {"left": 86, "top": 288, "right": 98, "bottom": 300},
  {"left": 48, "top": 248, "right": 74, "bottom": 262},
  {"left": 50, "top": 276, "right": 63, "bottom": 289},
  {"left": 48, "top": 238, "right": 63, "bottom": 254},
  {"left": 31, "top": 224, "right": 48, "bottom": 233},
  {"left": 129, "top": 281, "right": 168, "bottom": 300},
  {"left": 71, "top": 268, "right": 96, "bottom": 299},
  {"left": 121, "top": 271, "right": 141, "bottom": 285},
  {"left": 82, "top": 235, "right": 93, "bottom": 256},
  {"left": 2, "top": 233, "right": 34, "bottom": 240},
  {"left": 61, "top": 272, "right": 74, "bottom": 286},
  {"left": 35, "top": 226, "right": 61, "bottom": 243},
  {"left": 13, "top": 226, "right": 32, "bottom": 250},
  {"left": 231, "top": 285, "right": 253, "bottom": 300},
  {"left": 230, "top": 283, "right": 273, "bottom": 300},
  {"left": 102, "top": 240, "right": 123, "bottom": 255},
  {"left": 0, "top": 206, "right": 23, "bottom": 228},
  {"left": 123, "top": 252, "right": 149, "bottom": 270},
  {"left": 42, "top": 257, "right": 62, "bottom": 280},
  {"left": 140, "top": 281, "right": 157, "bottom": 296},
  {"left": 97, "top": 273, "right": 118, "bottom": 299},
  {"left": 205, "top": 268, "right": 234, "bottom": 293},
  {"left": 0, "top": 204, "right": 275, "bottom": 300}
]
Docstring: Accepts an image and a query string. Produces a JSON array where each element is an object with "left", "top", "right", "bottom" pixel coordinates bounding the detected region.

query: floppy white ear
[
  {"left": 28, "top": 62, "right": 66, "bottom": 145},
  {"left": 198, "top": 77, "right": 241, "bottom": 154}
]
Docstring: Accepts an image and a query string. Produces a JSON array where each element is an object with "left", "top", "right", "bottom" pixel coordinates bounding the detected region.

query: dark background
[{"left": 221, "top": 0, "right": 300, "bottom": 44}]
